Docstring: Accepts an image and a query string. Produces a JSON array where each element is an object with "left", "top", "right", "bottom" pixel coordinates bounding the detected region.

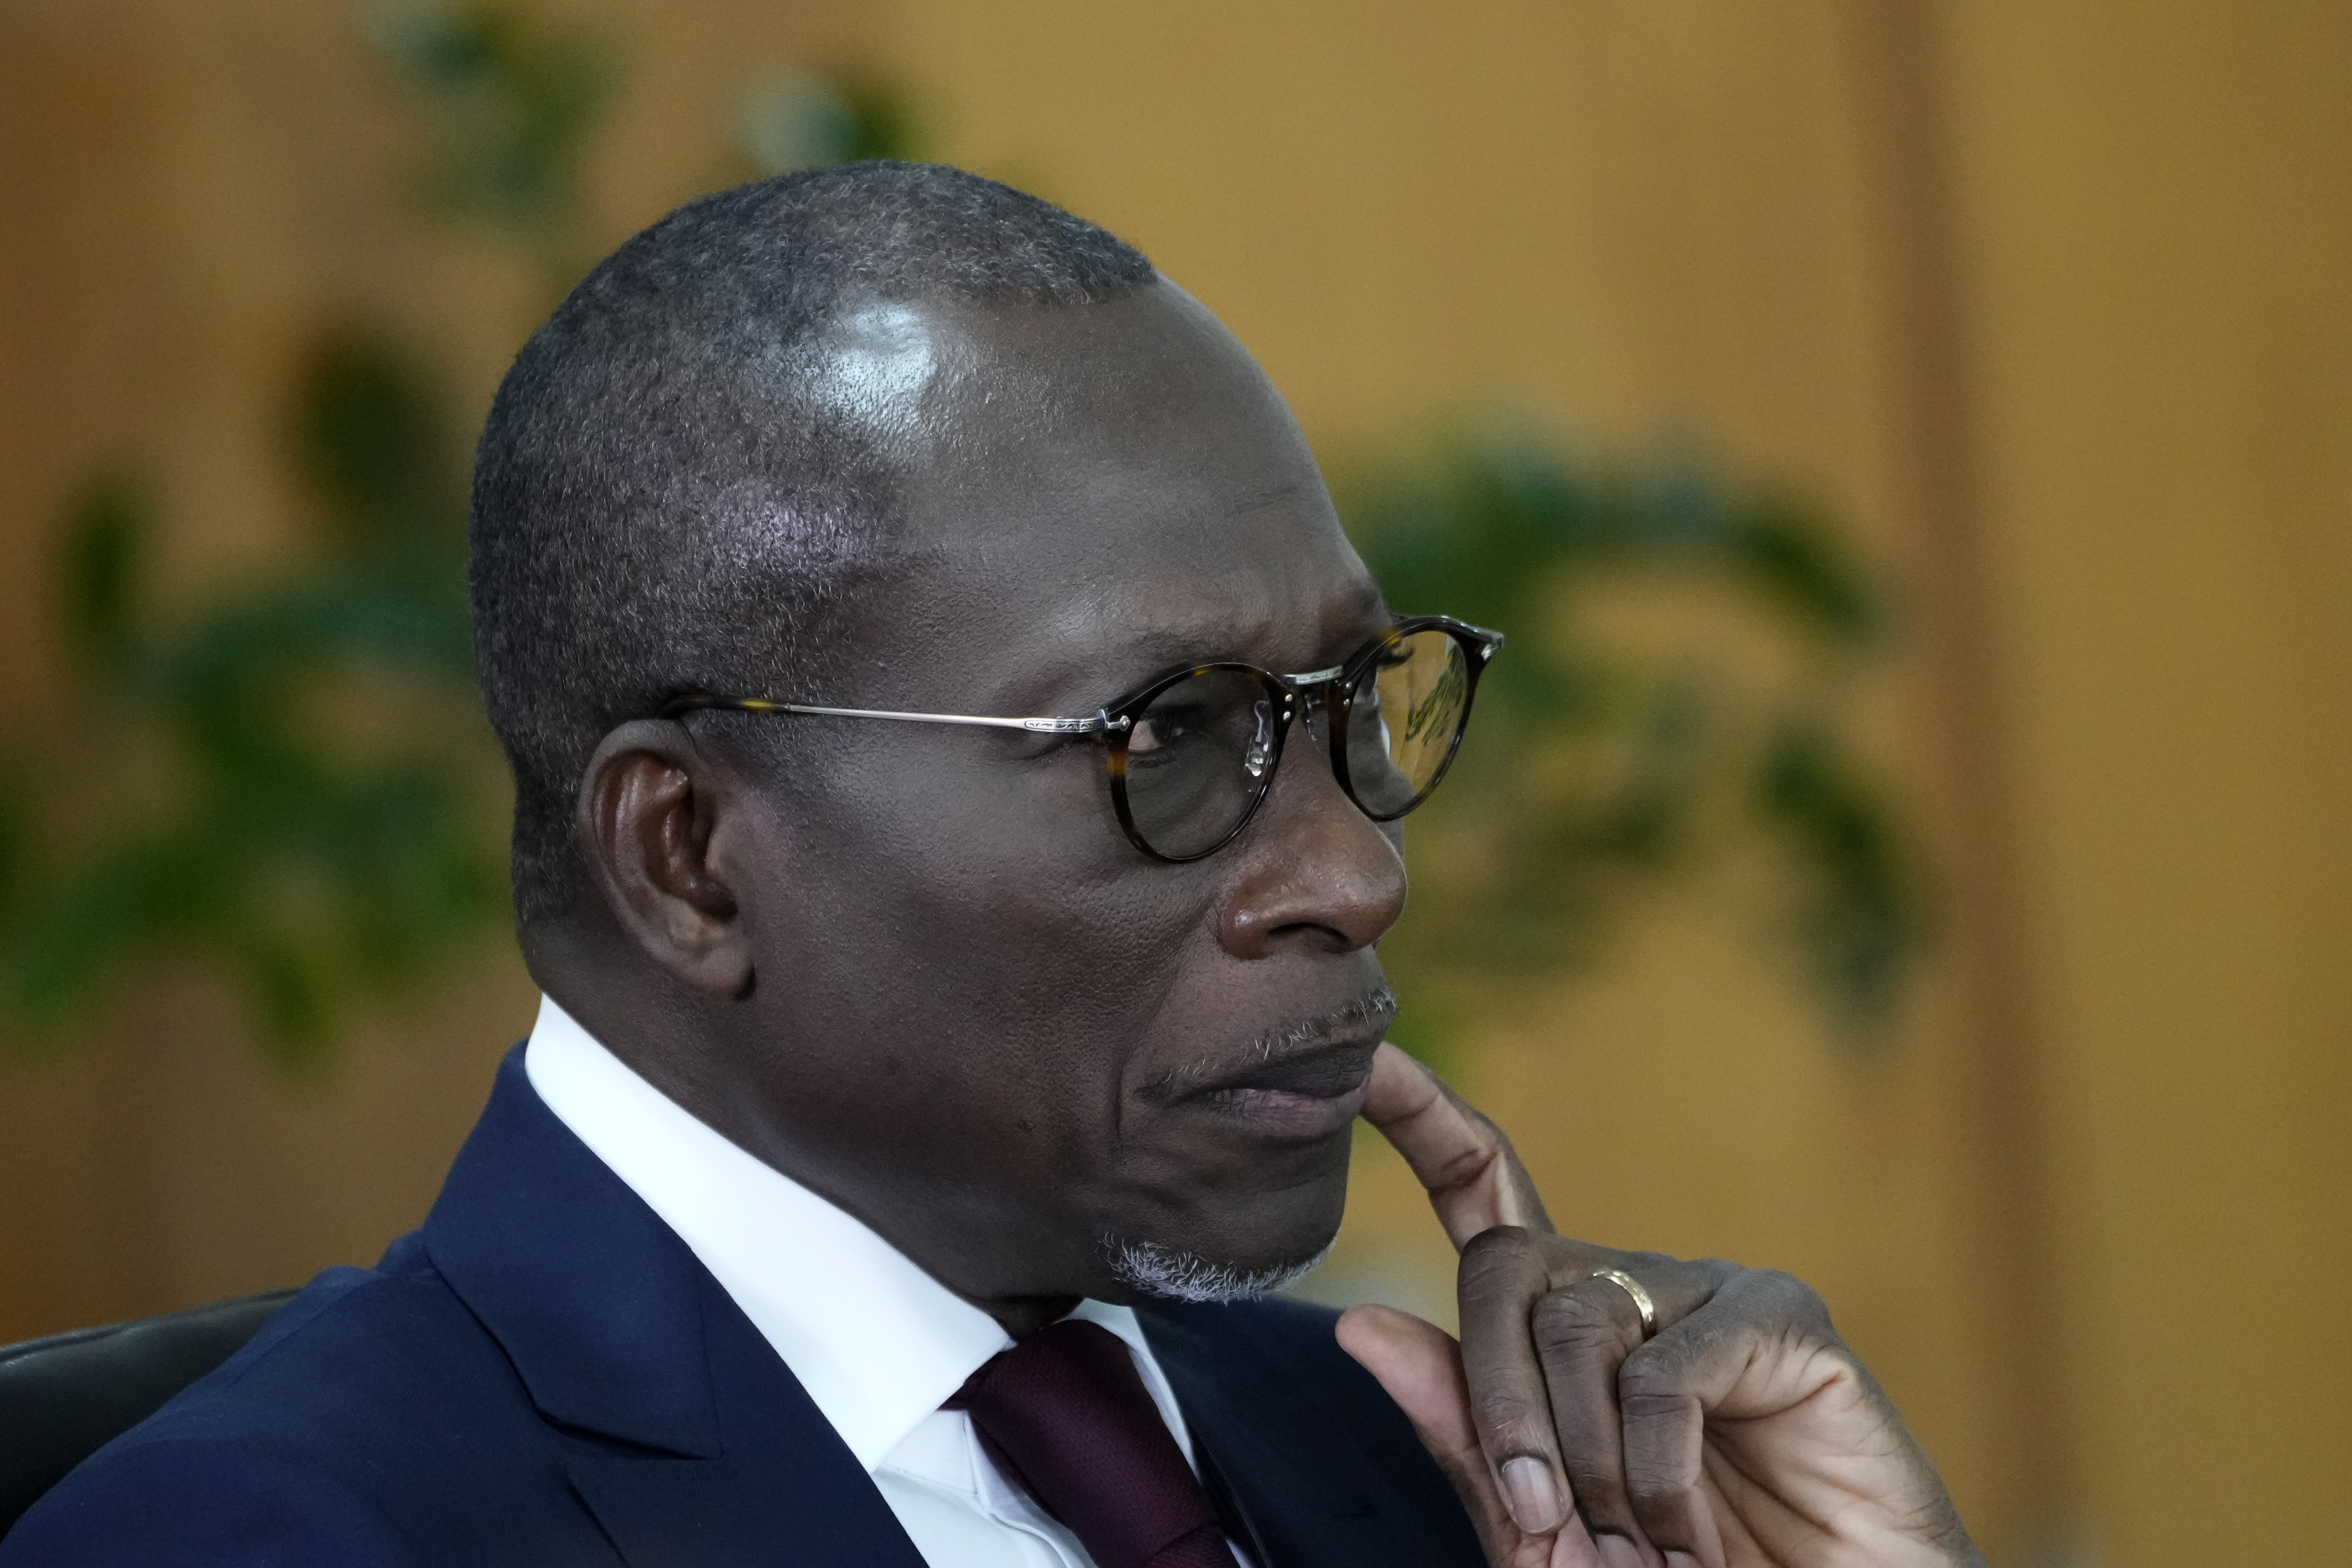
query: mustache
[{"left": 1140, "top": 983, "right": 1398, "bottom": 1105}]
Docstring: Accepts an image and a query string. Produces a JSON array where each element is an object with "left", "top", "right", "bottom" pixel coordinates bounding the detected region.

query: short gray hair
[{"left": 469, "top": 162, "right": 1154, "bottom": 928}]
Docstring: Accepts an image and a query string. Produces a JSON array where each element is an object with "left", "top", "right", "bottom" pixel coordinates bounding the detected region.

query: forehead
[{"left": 826, "top": 284, "right": 1384, "bottom": 693}]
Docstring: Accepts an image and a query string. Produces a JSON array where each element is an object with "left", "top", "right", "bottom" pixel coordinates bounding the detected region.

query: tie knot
[{"left": 949, "top": 1320, "right": 1238, "bottom": 1568}]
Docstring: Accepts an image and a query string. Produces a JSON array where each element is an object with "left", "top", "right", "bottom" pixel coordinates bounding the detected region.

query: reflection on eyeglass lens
[{"left": 1119, "top": 628, "right": 1479, "bottom": 856}]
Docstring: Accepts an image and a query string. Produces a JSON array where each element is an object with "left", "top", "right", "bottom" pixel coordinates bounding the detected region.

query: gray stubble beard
[{"left": 1099, "top": 1234, "right": 1338, "bottom": 1304}]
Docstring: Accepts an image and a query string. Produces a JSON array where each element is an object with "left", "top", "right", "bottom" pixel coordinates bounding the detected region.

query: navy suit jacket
[{"left": 2, "top": 1049, "right": 1483, "bottom": 1566}]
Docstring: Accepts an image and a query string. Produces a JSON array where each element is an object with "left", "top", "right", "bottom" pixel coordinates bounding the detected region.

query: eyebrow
[{"left": 1073, "top": 583, "right": 1393, "bottom": 694}]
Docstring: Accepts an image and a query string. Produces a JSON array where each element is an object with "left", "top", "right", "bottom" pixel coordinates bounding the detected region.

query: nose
[{"left": 1214, "top": 716, "right": 1409, "bottom": 959}]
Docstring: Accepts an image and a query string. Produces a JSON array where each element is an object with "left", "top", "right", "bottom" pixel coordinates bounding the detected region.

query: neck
[
  {"left": 977, "top": 1293, "right": 1086, "bottom": 1339},
  {"left": 530, "top": 944, "right": 1109, "bottom": 1342}
]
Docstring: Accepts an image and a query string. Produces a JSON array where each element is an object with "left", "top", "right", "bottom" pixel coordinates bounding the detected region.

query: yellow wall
[
  {"left": 2, "top": 4, "right": 2344, "bottom": 1564},
  {"left": 1943, "top": 3, "right": 2352, "bottom": 1558}
]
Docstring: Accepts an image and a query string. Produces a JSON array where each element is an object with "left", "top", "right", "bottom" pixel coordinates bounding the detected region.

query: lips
[{"left": 1171, "top": 1040, "right": 1379, "bottom": 1140}]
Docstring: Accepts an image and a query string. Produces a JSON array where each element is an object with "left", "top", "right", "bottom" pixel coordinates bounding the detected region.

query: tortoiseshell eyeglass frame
[{"left": 659, "top": 614, "right": 1505, "bottom": 862}]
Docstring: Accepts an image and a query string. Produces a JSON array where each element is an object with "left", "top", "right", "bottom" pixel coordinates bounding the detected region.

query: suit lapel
[
  {"left": 565, "top": 1272, "right": 928, "bottom": 1568},
  {"left": 423, "top": 1049, "right": 928, "bottom": 1568},
  {"left": 1138, "top": 1305, "right": 1395, "bottom": 1568}
]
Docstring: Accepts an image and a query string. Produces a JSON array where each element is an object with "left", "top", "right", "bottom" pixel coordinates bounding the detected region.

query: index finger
[{"left": 1360, "top": 1042, "right": 1553, "bottom": 1249}]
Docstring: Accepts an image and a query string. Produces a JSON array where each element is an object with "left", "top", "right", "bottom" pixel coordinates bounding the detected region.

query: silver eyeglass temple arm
[{"left": 737, "top": 701, "right": 1124, "bottom": 735}]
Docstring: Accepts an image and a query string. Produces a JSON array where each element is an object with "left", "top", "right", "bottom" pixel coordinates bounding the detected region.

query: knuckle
[
  {"left": 1615, "top": 1355, "right": 1691, "bottom": 1406},
  {"left": 1746, "top": 1267, "right": 1837, "bottom": 1332},
  {"left": 1556, "top": 1444, "right": 1628, "bottom": 1496},
  {"left": 1530, "top": 1285, "right": 1625, "bottom": 1350},
  {"left": 1555, "top": 1444, "right": 1618, "bottom": 1484},
  {"left": 1423, "top": 1135, "right": 1508, "bottom": 1196},
  {"left": 1460, "top": 1223, "right": 1540, "bottom": 1265},
  {"left": 1686, "top": 1255, "right": 1741, "bottom": 1296},
  {"left": 1624, "top": 1462, "right": 1692, "bottom": 1518},
  {"left": 1482, "top": 1118, "right": 1527, "bottom": 1166},
  {"left": 1467, "top": 1387, "right": 1545, "bottom": 1442},
  {"left": 1616, "top": 1384, "right": 1697, "bottom": 1423},
  {"left": 1681, "top": 1266, "right": 1846, "bottom": 1363},
  {"left": 1749, "top": 1265, "right": 1816, "bottom": 1304},
  {"left": 1457, "top": 1226, "right": 1544, "bottom": 1297},
  {"left": 1560, "top": 1467, "right": 1630, "bottom": 1525}
]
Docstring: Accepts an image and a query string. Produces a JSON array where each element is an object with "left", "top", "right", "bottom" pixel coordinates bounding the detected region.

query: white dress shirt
[{"left": 524, "top": 995, "right": 1253, "bottom": 1568}]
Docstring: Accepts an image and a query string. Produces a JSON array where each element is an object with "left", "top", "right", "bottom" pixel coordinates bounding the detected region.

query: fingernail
[
  {"left": 1500, "top": 1457, "right": 1565, "bottom": 1534},
  {"left": 1664, "top": 1553, "right": 1702, "bottom": 1568},
  {"left": 1594, "top": 1537, "right": 1645, "bottom": 1568}
]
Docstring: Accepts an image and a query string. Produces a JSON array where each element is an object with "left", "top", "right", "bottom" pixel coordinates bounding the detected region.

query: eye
[{"left": 1128, "top": 700, "right": 1211, "bottom": 755}]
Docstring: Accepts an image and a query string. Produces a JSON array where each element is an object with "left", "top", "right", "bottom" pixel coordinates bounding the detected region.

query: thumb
[
  {"left": 1337, "top": 1304, "right": 1528, "bottom": 1558},
  {"left": 1336, "top": 1304, "right": 1479, "bottom": 1456}
]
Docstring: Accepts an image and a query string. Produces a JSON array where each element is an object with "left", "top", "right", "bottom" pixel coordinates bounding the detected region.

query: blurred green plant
[
  {"left": 1346, "top": 432, "right": 1925, "bottom": 1057},
  {"left": 0, "top": 2, "right": 619, "bottom": 1063},
  {"left": 738, "top": 69, "right": 922, "bottom": 176},
  {"left": 0, "top": 1, "right": 1922, "bottom": 1066},
  {"left": 0, "top": 5, "right": 930, "bottom": 1064},
  {"left": 371, "top": 2, "right": 619, "bottom": 295},
  {"left": 0, "top": 339, "right": 497, "bottom": 1065}
]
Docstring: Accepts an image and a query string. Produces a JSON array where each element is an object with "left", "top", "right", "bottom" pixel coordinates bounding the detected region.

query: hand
[{"left": 1335, "top": 1044, "right": 1982, "bottom": 1568}]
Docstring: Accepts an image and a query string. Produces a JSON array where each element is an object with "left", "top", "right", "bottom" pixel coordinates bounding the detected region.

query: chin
[
  {"left": 1096, "top": 1230, "right": 1338, "bottom": 1305},
  {"left": 1090, "top": 1146, "right": 1353, "bottom": 1304}
]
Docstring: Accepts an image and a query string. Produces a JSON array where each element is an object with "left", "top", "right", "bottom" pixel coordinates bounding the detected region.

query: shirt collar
[{"left": 521, "top": 993, "right": 1165, "bottom": 1471}]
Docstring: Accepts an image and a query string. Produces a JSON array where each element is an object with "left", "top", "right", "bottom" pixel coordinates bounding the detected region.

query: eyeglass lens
[
  {"left": 1345, "top": 627, "right": 1473, "bottom": 819},
  {"left": 1119, "top": 629, "right": 1474, "bottom": 858},
  {"left": 1121, "top": 668, "right": 1285, "bottom": 859}
]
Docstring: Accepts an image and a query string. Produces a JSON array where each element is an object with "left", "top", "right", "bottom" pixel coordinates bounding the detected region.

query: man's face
[{"left": 714, "top": 281, "right": 1408, "bottom": 1309}]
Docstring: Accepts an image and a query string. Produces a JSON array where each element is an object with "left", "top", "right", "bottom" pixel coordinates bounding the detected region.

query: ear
[{"left": 574, "top": 718, "right": 761, "bottom": 997}]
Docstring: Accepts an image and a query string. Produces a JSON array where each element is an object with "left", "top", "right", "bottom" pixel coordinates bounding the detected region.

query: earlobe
[{"left": 575, "top": 719, "right": 757, "bottom": 996}]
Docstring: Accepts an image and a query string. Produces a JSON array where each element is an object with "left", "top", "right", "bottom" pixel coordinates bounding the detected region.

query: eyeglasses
[{"left": 661, "top": 614, "right": 1504, "bottom": 862}]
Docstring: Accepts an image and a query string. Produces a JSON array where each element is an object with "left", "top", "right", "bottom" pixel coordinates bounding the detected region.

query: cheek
[
  {"left": 735, "top": 742, "right": 1213, "bottom": 1165},
  {"left": 827, "top": 739, "right": 1194, "bottom": 984}
]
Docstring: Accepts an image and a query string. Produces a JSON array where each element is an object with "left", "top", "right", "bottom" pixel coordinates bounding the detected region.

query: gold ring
[{"left": 1590, "top": 1268, "right": 1658, "bottom": 1338}]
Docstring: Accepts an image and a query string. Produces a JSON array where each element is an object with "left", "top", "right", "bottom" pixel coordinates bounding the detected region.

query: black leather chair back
[{"left": 0, "top": 1290, "right": 294, "bottom": 1540}]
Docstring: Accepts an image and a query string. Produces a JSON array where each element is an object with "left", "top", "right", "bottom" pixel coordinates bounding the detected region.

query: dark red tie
[{"left": 946, "top": 1319, "right": 1242, "bottom": 1568}]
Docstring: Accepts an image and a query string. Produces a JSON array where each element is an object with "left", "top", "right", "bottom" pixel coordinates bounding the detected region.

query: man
[{"left": 1, "top": 164, "right": 1980, "bottom": 1567}]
